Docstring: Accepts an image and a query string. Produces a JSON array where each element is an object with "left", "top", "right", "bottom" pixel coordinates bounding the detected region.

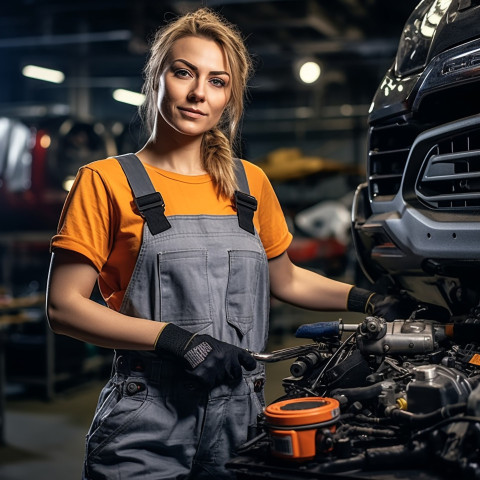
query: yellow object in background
[{"left": 256, "top": 148, "right": 361, "bottom": 181}]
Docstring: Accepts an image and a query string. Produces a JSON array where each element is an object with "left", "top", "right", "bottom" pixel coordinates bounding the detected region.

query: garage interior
[{"left": 0, "top": 1, "right": 428, "bottom": 479}]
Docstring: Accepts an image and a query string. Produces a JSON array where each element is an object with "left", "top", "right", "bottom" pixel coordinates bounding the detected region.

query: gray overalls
[{"left": 83, "top": 154, "right": 270, "bottom": 479}]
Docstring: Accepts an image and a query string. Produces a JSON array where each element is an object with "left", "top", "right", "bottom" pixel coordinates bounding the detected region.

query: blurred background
[{"left": 0, "top": 0, "right": 418, "bottom": 478}]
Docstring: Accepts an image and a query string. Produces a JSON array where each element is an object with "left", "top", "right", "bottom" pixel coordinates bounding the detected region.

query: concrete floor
[
  {"left": 1, "top": 380, "right": 100, "bottom": 479},
  {"left": 0, "top": 307, "right": 364, "bottom": 479}
]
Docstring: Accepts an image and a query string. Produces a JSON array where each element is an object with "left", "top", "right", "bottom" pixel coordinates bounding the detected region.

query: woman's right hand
[{"left": 155, "top": 323, "right": 257, "bottom": 388}]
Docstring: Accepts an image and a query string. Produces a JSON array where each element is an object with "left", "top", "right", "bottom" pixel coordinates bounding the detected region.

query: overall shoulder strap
[
  {"left": 233, "top": 158, "right": 250, "bottom": 194},
  {"left": 233, "top": 158, "right": 257, "bottom": 235},
  {"left": 116, "top": 153, "right": 171, "bottom": 235}
]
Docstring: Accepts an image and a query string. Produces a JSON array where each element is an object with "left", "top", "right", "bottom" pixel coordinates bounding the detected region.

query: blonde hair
[{"left": 140, "top": 8, "right": 253, "bottom": 199}]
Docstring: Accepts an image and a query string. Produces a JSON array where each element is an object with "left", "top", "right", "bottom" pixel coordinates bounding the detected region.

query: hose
[
  {"left": 387, "top": 402, "right": 467, "bottom": 429},
  {"left": 331, "top": 382, "right": 384, "bottom": 402},
  {"left": 339, "top": 425, "right": 398, "bottom": 437},
  {"left": 411, "top": 415, "right": 480, "bottom": 440},
  {"left": 319, "top": 442, "right": 428, "bottom": 473}
]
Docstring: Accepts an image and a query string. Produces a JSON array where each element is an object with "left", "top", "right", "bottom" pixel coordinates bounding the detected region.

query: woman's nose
[{"left": 188, "top": 80, "right": 206, "bottom": 102}]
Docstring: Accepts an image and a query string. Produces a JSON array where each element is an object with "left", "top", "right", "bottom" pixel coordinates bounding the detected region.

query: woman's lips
[{"left": 178, "top": 107, "right": 206, "bottom": 118}]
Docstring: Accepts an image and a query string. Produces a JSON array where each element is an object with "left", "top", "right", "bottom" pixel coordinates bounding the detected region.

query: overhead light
[
  {"left": 113, "top": 89, "right": 145, "bottom": 106},
  {"left": 298, "top": 60, "right": 321, "bottom": 84},
  {"left": 22, "top": 65, "right": 65, "bottom": 84}
]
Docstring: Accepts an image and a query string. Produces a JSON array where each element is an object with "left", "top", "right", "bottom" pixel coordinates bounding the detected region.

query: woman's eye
[
  {"left": 175, "top": 69, "right": 191, "bottom": 78},
  {"left": 210, "top": 77, "right": 226, "bottom": 88}
]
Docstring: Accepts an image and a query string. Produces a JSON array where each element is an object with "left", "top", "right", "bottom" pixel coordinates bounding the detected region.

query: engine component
[
  {"left": 406, "top": 364, "right": 473, "bottom": 413},
  {"left": 264, "top": 397, "right": 340, "bottom": 461},
  {"left": 356, "top": 318, "right": 437, "bottom": 355},
  {"left": 290, "top": 351, "right": 323, "bottom": 377}
]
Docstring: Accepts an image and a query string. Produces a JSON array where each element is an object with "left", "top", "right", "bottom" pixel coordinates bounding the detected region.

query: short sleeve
[
  {"left": 244, "top": 161, "right": 293, "bottom": 259},
  {"left": 50, "top": 166, "right": 114, "bottom": 272}
]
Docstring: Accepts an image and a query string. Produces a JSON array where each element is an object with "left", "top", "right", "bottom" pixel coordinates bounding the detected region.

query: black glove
[
  {"left": 347, "top": 287, "right": 450, "bottom": 322},
  {"left": 347, "top": 287, "right": 418, "bottom": 321},
  {"left": 154, "top": 323, "right": 257, "bottom": 388}
]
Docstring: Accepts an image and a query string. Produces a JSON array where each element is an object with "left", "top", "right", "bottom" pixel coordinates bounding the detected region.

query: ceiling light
[
  {"left": 298, "top": 61, "right": 321, "bottom": 84},
  {"left": 22, "top": 65, "right": 65, "bottom": 84},
  {"left": 113, "top": 89, "right": 145, "bottom": 106}
]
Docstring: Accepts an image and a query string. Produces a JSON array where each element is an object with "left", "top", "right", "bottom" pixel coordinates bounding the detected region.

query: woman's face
[{"left": 157, "top": 36, "right": 232, "bottom": 137}]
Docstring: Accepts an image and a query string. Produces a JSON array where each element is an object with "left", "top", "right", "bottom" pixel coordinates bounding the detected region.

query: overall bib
[{"left": 83, "top": 154, "right": 270, "bottom": 480}]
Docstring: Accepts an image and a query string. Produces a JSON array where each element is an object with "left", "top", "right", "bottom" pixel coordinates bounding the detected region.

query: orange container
[{"left": 264, "top": 397, "right": 340, "bottom": 460}]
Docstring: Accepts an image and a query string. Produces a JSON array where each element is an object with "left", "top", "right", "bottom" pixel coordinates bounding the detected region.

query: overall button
[
  {"left": 253, "top": 378, "right": 265, "bottom": 392},
  {"left": 126, "top": 382, "right": 146, "bottom": 396}
]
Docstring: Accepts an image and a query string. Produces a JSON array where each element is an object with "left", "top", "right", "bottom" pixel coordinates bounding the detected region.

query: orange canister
[{"left": 264, "top": 397, "right": 340, "bottom": 461}]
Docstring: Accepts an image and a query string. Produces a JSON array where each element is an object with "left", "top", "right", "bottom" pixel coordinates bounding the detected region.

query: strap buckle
[
  {"left": 134, "top": 192, "right": 171, "bottom": 235},
  {"left": 135, "top": 192, "right": 165, "bottom": 215},
  {"left": 234, "top": 191, "right": 257, "bottom": 234},
  {"left": 234, "top": 191, "right": 257, "bottom": 212}
]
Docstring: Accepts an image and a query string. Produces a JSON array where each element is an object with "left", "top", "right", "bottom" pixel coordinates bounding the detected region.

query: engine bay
[{"left": 227, "top": 310, "right": 480, "bottom": 479}]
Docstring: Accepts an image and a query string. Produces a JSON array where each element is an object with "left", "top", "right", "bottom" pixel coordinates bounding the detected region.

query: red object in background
[
  {"left": 0, "top": 117, "right": 117, "bottom": 232},
  {"left": 0, "top": 123, "right": 66, "bottom": 231},
  {"left": 31, "top": 129, "right": 49, "bottom": 197},
  {"left": 287, "top": 237, "right": 346, "bottom": 264}
]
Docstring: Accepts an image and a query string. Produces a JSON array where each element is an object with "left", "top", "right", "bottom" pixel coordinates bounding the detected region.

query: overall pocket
[
  {"left": 226, "top": 250, "right": 263, "bottom": 336},
  {"left": 87, "top": 379, "right": 120, "bottom": 437},
  {"left": 194, "top": 373, "right": 264, "bottom": 468},
  {"left": 158, "top": 249, "right": 212, "bottom": 330},
  {"left": 85, "top": 378, "right": 149, "bottom": 476}
]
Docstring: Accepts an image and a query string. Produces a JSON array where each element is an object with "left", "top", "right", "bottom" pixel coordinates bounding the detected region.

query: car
[{"left": 352, "top": 0, "right": 480, "bottom": 315}]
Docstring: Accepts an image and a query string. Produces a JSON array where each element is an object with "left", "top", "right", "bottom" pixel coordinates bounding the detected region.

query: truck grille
[
  {"left": 416, "top": 127, "right": 480, "bottom": 209},
  {"left": 368, "top": 122, "right": 420, "bottom": 202}
]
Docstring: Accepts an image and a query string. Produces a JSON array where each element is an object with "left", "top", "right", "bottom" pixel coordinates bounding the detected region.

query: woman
[{"left": 46, "top": 8, "right": 411, "bottom": 480}]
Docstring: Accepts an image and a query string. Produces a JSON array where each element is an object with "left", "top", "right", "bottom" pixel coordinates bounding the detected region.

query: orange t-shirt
[{"left": 51, "top": 157, "right": 292, "bottom": 311}]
